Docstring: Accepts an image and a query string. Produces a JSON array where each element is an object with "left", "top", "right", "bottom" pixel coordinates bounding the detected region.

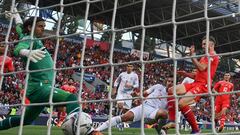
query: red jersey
[
  {"left": 61, "top": 84, "right": 77, "bottom": 94},
  {"left": 214, "top": 81, "right": 234, "bottom": 110},
  {"left": 58, "top": 111, "right": 67, "bottom": 122},
  {"left": 0, "top": 56, "right": 15, "bottom": 72},
  {"left": 214, "top": 81, "right": 234, "bottom": 93},
  {"left": 194, "top": 52, "right": 219, "bottom": 84}
]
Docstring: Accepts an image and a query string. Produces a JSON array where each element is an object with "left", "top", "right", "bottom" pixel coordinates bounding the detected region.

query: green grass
[
  {"left": 0, "top": 126, "right": 63, "bottom": 135},
  {"left": 0, "top": 126, "right": 239, "bottom": 135}
]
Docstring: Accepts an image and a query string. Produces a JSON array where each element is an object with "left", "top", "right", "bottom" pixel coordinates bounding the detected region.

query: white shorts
[
  {"left": 129, "top": 104, "right": 158, "bottom": 122},
  {"left": 116, "top": 93, "right": 132, "bottom": 109}
]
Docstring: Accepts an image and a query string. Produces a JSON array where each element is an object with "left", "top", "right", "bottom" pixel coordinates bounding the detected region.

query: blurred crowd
[{"left": 0, "top": 25, "right": 239, "bottom": 125}]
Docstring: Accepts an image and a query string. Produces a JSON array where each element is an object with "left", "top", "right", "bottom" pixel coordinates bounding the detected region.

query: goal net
[{"left": 0, "top": 0, "right": 240, "bottom": 135}]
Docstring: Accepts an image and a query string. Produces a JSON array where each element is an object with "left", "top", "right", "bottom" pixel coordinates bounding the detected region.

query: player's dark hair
[
  {"left": 69, "top": 78, "right": 74, "bottom": 81},
  {"left": 167, "top": 74, "right": 174, "bottom": 78},
  {"left": 202, "top": 36, "right": 216, "bottom": 45},
  {"left": 23, "top": 17, "right": 45, "bottom": 34},
  {"left": 224, "top": 72, "right": 231, "bottom": 75}
]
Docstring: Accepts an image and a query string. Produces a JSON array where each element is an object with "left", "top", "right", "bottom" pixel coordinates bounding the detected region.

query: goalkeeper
[{"left": 0, "top": 15, "right": 80, "bottom": 130}]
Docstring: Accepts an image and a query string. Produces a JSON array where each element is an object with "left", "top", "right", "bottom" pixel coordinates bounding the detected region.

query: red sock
[
  {"left": 57, "top": 111, "right": 61, "bottom": 123},
  {"left": 180, "top": 105, "right": 199, "bottom": 132},
  {"left": 167, "top": 93, "right": 175, "bottom": 121},
  {"left": 220, "top": 114, "right": 226, "bottom": 127}
]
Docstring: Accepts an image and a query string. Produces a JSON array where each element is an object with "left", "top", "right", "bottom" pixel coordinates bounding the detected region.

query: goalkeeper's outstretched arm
[
  {"left": 13, "top": 8, "right": 24, "bottom": 39},
  {"left": 5, "top": 7, "right": 24, "bottom": 38}
]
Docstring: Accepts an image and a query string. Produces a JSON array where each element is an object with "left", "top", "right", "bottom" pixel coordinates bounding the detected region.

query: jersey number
[{"left": 223, "top": 87, "right": 228, "bottom": 92}]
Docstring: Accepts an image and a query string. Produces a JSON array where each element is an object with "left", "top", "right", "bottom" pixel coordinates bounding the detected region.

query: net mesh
[{"left": 0, "top": 0, "right": 240, "bottom": 135}]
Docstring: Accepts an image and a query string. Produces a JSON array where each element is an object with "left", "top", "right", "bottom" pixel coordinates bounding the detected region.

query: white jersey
[
  {"left": 144, "top": 84, "right": 167, "bottom": 109},
  {"left": 114, "top": 71, "right": 139, "bottom": 95},
  {"left": 181, "top": 77, "right": 194, "bottom": 84}
]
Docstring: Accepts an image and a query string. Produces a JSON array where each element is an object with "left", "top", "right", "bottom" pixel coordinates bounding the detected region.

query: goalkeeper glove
[
  {"left": 19, "top": 47, "right": 46, "bottom": 63},
  {"left": 5, "top": 7, "right": 23, "bottom": 24}
]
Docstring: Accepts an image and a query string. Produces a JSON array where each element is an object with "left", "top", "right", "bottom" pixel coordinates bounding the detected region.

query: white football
[{"left": 61, "top": 112, "right": 93, "bottom": 135}]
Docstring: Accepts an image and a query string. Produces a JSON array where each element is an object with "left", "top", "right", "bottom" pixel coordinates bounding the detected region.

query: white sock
[
  {"left": 116, "top": 108, "right": 123, "bottom": 115},
  {"left": 96, "top": 116, "right": 122, "bottom": 131},
  {"left": 119, "top": 109, "right": 123, "bottom": 115},
  {"left": 116, "top": 108, "right": 119, "bottom": 115}
]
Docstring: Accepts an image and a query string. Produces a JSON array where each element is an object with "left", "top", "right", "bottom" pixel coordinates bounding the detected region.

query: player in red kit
[
  {"left": 56, "top": 106, "right": 67, "bottom": 127},
  {"left": 0, "top": 44, "right": 15, "bottom": 73},
  {"left": 60, "top": 78, "right": 77, "bottom": 94},
  {"left": 0, "top": 44, "right": 15, "bottom": 85},
  {"left": 57, "top": 78, "right": 77, "bottom": 127},
  {"left": 213, "top": 73, "right": 234, "bottom": 132},
  {"left": 163, "top": 36, "right": 219, "bottom": 134}
]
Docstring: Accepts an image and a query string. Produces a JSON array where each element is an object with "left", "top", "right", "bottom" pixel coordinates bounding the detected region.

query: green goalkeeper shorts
[{"left": 27, "top": 81, "right": 76, "bottom": 105}]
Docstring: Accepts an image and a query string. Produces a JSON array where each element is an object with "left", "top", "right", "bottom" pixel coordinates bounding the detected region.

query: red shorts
[
  {"left": 184, "top": 82, "right": 208, "bottom": 101},
  {"left": 215, "top": 97, "right": 230, "bottom": 113},
  {"left": 215, "top": 103, "right": 229, "bottom": 113}
]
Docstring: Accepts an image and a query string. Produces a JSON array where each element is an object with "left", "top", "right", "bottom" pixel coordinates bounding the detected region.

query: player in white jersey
[
  {"left": 113, "top": 64, "right": 139, "bottom": 131},
  {"left": 96, "top": 76, "right": 174, "bottom": 135},
  {"left": 113, "top": 64, "right": 139, "bottom": 114}
]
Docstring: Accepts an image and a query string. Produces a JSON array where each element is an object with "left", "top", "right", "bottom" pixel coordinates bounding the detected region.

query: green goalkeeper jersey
[
  {"left": 15, "top": 24, "right": 24, "bottom": 39},
  {"left": 14, "top": 35, "right": 54, "bottom": 83}
]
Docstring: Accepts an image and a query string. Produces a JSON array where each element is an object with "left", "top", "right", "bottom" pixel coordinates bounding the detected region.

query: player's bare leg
[
  {"left": 116, "top": 102, "right": 124, "bottom": 131},
  {"left": 153, "top": 109, "right": 168, "bottom": 135},
  {"left": 95, "top": 110, "right": 134, "bottom": 132},
  {"left": 90, "top": 131, "right": 104, "bottom": 135},
  {"left": 216, "top": 107, "right": 228, "bottom": 132},
  {"left": 56, "top": 106, "right": 67, "bottom": 127}
]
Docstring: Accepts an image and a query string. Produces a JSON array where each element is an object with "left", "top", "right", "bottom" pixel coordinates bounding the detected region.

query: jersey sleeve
[
  {"left": 14, "top": 36, "right": 31, "bottom": 56},
  {"left": 200, "top": 57, "right": 208, "bottom": 65},
  {"left": 132, "top": 73, "right": 139, "bottom": 88},
  {"left": 213, "top": 81, "right": 221, "bottom": 92},
  {"left": 146, "top": 84, "right": 162, "bottom": 94},
  {"left": 146, "top": 85, "right": 156, "bottom": 94},
  {"left": 16, "top": 24, "right": 24, "bottom": 39},
  {"left": 114, "top": 73, "right": 122, "bottom": 87}
]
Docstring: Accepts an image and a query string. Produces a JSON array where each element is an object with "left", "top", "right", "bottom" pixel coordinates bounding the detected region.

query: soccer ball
[{"left": 61, "top": 112, "right": 93, "bottom": 135}]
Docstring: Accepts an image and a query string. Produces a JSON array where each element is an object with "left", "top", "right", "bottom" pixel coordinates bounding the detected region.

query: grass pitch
[{"left": 0, "top": 125, "right": 239, "bottom": 135}]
